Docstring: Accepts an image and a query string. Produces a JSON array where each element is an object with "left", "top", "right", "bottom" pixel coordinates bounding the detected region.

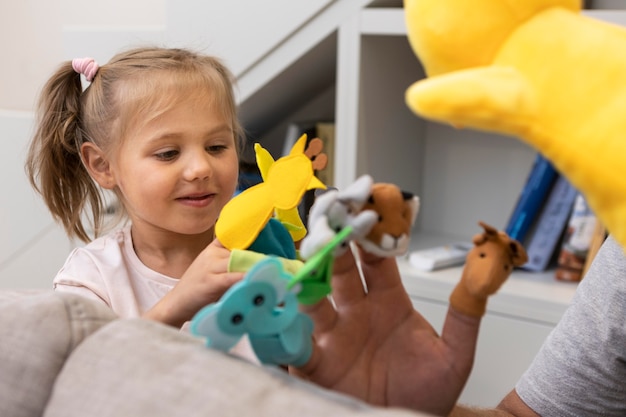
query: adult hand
[{"left": 293, "top": 245, "right": 481, "bottom": 416}]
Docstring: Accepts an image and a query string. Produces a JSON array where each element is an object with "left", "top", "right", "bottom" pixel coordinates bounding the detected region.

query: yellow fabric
[
  {"left": 404, "top": 0, "right": 626, "bottom": 250},
  {"left": 255, "top": 140, "right": 307, "bottom": 242},
  {"left": 215, "top": 135, "right": 326, "bottom": 250}
]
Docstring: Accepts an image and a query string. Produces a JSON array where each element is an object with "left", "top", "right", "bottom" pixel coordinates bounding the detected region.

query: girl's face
[{"left": 109, "top": 89, "right": 239, "bottom": 239}]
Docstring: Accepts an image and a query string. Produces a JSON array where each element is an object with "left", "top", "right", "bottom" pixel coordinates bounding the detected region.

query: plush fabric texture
[
  {"left": 215, "top": 135, "right": 325, "bottom": 251},
  {"left": 229, "top": 248, "right": 304, "bottom": 275},
  {"left": 0, "top": 291, "right": 116, "bottom": 417},
  {"left": 248, "top": 218, "right": 298, "bottom": 259},
  {"left": 44, "top": 318, "right": 425, "bottom": 417},
  {"left": 404, "top": 0, "right": 626, "bottom": 251}
]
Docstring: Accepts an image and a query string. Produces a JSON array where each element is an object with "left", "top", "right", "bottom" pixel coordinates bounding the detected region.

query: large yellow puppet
[{"left": 404, "top": 0, "right": 626, "bottom": 250}]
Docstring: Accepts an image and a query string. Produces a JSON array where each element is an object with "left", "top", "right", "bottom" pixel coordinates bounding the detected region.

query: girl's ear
[{"left": 81, "top": 142, "right": 116, "bottom": 189}]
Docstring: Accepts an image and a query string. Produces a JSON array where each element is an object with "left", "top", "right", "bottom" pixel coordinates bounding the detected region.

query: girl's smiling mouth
[{"left": 176, "top": 193, "right": 214, "bottom": 207}]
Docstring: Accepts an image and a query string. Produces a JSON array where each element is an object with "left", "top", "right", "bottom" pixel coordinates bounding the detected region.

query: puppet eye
[
  {"left": 378, "top": 215, "right": 383, "bottom": 222},
  {"left": 253, "top": 295, "right": 265, "bottom": 306},
  {"left": 479, "top": 252, "right": 486, "bottom": 258},
  {"left": 231, "top": 313, "right": 244, "bottom": 325}
]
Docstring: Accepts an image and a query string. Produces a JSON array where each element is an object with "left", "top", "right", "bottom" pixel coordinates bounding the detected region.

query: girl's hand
[
  {"left": 143, "top": 239, "right": 243, "bottom": 328},
  {"left": 292, "top": 246, "right": 481, "bottom": 417}
]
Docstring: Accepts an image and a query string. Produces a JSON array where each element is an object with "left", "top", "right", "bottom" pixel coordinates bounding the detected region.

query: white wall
[
  {"left": 0, "top": 0, "right": 336, "bottom": 288},
  {"left": 1, "top": 0, "right": 336, "bottom": 111}
]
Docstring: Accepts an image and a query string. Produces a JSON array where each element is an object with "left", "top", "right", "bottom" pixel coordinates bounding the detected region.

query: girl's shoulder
[
  {"left": 62, "top": 226, "right": 131, "bottom": 270},
  {"left": 83, "top": 226, "right": 129, "bottom": 251}
]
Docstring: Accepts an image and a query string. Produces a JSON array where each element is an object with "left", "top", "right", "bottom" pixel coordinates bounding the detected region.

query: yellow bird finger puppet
[
  {"left": 215, "top": 134, "right": 326, "bottom": 258},
  {"left": 404, "top": 0, "right": 626, "bottom": 250}
]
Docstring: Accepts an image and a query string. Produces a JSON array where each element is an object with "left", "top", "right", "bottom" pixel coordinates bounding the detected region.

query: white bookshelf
[{"left": 238, "top": 4, "right": 626, "bottom": 406}]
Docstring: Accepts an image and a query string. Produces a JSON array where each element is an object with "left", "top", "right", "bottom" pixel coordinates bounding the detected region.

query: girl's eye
[
  {"left": 154, "top": 150, "right": 178, "bottom": 161},
  {"left": 207, "top": 144, "right": 228, "bottom": 154}
]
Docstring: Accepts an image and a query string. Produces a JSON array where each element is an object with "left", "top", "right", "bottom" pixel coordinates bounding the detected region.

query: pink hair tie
[{"left": 72, "top": 57, "right": 99, "bottom": 82}]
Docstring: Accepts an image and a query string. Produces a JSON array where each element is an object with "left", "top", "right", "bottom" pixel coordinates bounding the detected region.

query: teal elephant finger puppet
[
  {"left": 190, "top": 231, "right": 353, "bottom": 365},
  {"left": 191, "top": 257, "right": 313, "bottom": 367},
  {"left": 404, "top": 0, "right": 626, "bottom": 251}
]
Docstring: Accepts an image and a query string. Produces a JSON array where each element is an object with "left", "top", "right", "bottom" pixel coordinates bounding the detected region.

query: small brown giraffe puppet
[{"left": 449, "top": 221, "right": 528, "bottom": 317}]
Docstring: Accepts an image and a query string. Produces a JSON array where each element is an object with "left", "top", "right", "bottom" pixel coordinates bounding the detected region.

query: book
[
  {"left": 554, "top": 193, "right": 599, "bottom": 282},
  {"left": 505, "top": 154, "right": 559, "bottom": 242},
  {"left": 521, "top": 175, "right": 578, "bottom": 272}
]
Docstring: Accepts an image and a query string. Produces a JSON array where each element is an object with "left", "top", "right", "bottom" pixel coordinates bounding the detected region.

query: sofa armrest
[
  {"left": 0, "top": 290, "right": 117, "bottom": 417},
  {"left": 45, "top": 318, "right": 429, "bottom": 417}
]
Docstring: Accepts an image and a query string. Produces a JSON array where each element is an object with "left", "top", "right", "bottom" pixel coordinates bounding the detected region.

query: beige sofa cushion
[
  {"left": 0, "top": 290, "right": 117, "bottom": 417},
  {"left": 45, "top": 318, "right": 427, "bottom": 417}
]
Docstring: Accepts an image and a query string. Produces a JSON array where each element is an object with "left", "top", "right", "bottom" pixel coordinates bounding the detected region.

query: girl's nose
[{"left": 183, "top": 151, "right": 212, "bottom": 181}]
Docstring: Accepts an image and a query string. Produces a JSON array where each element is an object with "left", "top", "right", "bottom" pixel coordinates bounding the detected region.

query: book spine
[
  {"left": 505, "top": 154, "right": 558, "bottom": 242},
  {"left": 521, "top": 175, "right": 578, "bottom": 272},
  {"left": 554, "top": 194, "right": 598, "bottom": 282}
]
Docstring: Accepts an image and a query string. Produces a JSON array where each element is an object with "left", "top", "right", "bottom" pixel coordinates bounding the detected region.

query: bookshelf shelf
[
  {"left": 398, "top": 232, "right": 578, "bottom": 325},
  {"left": 332, "top": 6, "right": 626, "bottom": 321}
]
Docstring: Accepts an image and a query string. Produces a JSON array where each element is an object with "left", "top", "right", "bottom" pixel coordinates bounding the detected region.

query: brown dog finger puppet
[
  {"left": 450, "top": 221, "right": 528, "bottom": 317},
  {"left": 299, "top": 175, "right": 420, "bottom": 260},
  {"left": 358, "top": 182, "right": 420, "bottom": 257}
]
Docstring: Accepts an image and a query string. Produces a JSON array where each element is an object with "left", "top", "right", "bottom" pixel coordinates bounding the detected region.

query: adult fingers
[
  {"left": 327, "top": 245, "right": 368, "bottom": 308},
  {"left": 291, "top": 338, "right": 322, "bottom": 378},
  {"left": 356, "top": 246, "right": 405, "bottom": 294},
  {"left": 299, "top": 297, "right": 338, "bottom": 334}
]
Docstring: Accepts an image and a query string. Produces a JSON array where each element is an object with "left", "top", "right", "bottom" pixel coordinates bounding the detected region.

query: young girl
[{"left": 26, "top": 47, "right": 245, "bottom": 328}]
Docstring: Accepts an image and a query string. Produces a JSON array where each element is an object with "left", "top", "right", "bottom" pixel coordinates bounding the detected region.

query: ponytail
[
  {"left": 26, "top": 62, "right": 105, "bottom": 242},
  {"left": 27, "top": 47, "right": 245, "bottom": 243}
]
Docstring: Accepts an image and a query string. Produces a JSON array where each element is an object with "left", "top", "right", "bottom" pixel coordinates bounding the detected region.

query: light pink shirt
[
  {"left": 54, "top": 225, "right": 178, "bottom": 318},
  {"left": 54, "top": 225, "right": 260, "bottom": 362}
]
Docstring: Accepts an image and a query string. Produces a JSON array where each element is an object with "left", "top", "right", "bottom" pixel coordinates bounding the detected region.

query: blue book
[
  {"left": 505, "top": 154, "right": 558, "bottom": 242},
  {"left": 521, "top": 175, "right": 578, "bottom": 272}
]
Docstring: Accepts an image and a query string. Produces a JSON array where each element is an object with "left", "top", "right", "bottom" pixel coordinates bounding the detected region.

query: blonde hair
[{"left": 26, "top": 47, "right": 244, "bottom": 242}]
